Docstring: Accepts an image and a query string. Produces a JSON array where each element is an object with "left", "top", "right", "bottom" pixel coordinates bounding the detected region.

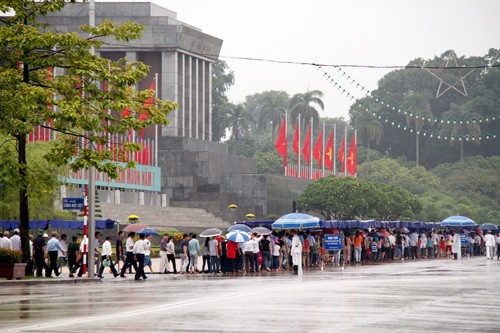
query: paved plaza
[{"left": 1, "top": 257, "right": 499, "bottom": 332}]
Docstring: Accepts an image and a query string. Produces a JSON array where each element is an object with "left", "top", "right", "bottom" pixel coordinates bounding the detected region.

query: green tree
[
  {"left": 402, "top": 91, "right": 433, "bottom": 166},
  {"left": 289, "top": 90, "right": 325, "bottom": 127},
  {"left": 352, "top": 111, "right": 383, "bottom": 179},
  {"left": 297, "top": 176, "right": 421, "bottom": 220},
  {"left": 212, "top": 60, "right": 235, "bottom": 142},
  {"left": 0, "top": 0, "right": 176, "bottom": 265},
  {"left": 439, "top": 103, "right": 481, "bottom": 163},
  {"left": 253, "top": 150, "right": 283, "bottom": 175},
  {"left": 258, "top": 93, "right": 288, "bottom": 142},
  {"left": 222, "top": 103, "right": 254, "bottom": 155}
]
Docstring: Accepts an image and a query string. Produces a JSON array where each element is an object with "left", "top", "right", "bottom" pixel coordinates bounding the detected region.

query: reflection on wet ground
[{"left": 1, "top": 258, "right": 500, "bottom": 332}]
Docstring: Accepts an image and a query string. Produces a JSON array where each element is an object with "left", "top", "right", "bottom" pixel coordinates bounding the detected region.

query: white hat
[
  {"left": 14, "top": 228, "right": 20, "bottom": 233},
  {"left": 42, "top": 233, "right": 49, "bottom": 238}
]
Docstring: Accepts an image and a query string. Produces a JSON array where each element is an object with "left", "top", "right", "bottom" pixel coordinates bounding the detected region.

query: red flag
[
  {"left": 338, "top": 135, "right": 345, "bottom": 172},
  {"left": 293, "top": 121, "right": 299, "bottom": 156},
  {"left": 302, "top": 124, "right": 311, "bottom": 165},
  {"left": 312, "top": 129, "right": 323, "bottom": 166},
  {"left": 347, "top": 136, "right": 357, "bottom": 176},
  {"left": 139, "top": 79, "right": 155, "bottom": 138},
  {"left": 275, "top": 117, "right": 287, "bottom": 166},
  {"left": 324, "top": 131, "right": 334, "bottom": 172}
]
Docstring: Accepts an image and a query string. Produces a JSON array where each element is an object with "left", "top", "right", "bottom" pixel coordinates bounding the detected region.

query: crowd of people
[{"left": 1, "top": 226, "right": 499, "bottom": 280}]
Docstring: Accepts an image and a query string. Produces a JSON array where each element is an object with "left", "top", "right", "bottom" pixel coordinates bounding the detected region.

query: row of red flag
[{"left": 275, "top": 117, "right": 357, "bottom": 176}]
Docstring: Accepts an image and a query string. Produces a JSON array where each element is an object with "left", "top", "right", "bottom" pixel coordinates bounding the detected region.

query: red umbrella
[
  {"left": 323, "top": 228, "right": 340, "bottom": 234},
  {"left": 378, "top": 229, "right": 391, "bottom": 237},
  {"left": 122, "top": 223, "right": 150, "bottom": 232}
]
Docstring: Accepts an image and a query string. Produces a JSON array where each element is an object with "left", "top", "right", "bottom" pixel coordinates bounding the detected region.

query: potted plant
[{"left": 0, "top": 248, "right": 27, "bottom": 280}]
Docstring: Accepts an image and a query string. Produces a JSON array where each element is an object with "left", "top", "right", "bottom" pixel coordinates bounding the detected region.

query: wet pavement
[{"left": 1, "top": 257, "right": 500, "bottom": 332}]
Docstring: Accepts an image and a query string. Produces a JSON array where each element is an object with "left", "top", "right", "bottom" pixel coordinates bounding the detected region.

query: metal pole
[
  {"left": 322, "top": 121, "right": 325, "bottom": 176},
  {"left": 87, "top": 0, "right": 96, "bottom": 277},
  {"left": 310, "top": 117, "right": 313, "bottom": 179},
  {"left": 333, "top": 124, "right": 336, "bottom": 176},
  {"left": 344, "top": 127, "right": 348, "bottom": 177},
  {"left": 154, "top": 72, "right": 159, "bottom": 167},
  {"left": 298, "top": 115, "right": 301, "bottom": 178}
]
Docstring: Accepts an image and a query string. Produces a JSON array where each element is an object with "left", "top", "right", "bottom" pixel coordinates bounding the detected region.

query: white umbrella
[{"left": 200, "top": 228, "right": 222, "bottom": 237}]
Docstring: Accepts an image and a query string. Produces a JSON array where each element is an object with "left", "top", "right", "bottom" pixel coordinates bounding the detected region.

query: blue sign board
[
  {"left": 460, "top": 234, "right": 468, "bottom": 246},
  {"left": 324, "top": 234, "right": 343, "bottom": 251},
  {"left": 62, "top": 198, "right": 84, "bottom": 210}
]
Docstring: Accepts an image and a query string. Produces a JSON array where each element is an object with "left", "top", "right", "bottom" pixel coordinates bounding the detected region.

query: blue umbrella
[
  {"left": 272, "top": 212, "right": 323, "bottom": 230},
  {"left": 228, "top": 224, "right": 252, "bottom": 233},
  {"left": 136, "top": 227, "right": 160, "bottom": 236},
  {"left": 226, "top": 230, "right": 250, "bottom": 243},
  {"left": 439, "top": 215, "right": 476, "bottom": 227}
]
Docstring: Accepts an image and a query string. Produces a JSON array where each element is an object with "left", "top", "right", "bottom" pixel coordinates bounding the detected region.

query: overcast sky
[{"left": 111, "top": 0, "right": 499, "bottom": 119}]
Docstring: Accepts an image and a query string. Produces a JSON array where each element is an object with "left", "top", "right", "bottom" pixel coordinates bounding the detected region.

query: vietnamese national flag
[
  {"left": 347, "top": 135, "right": 357, "bottom": 176},
  {"left": 312, "top": 129, "right": 323, "bottom": 166},
  {"left": 324, "top": 131, "right": 334, "bottom": 172},
  {"left": 338, "top": 135, "right": 345, "bottom": 172},
  {"left": 139, "top": 79, "right": 155, "bottom": 138},
  {"left": 293, "top": 121, "right": 299, "bottom": 156},
  {"left": 275, "top": 117, "right": 287, "bottom": 166},
  {"left": 302, "top": 124, "right": 311, "bottom": 165}
]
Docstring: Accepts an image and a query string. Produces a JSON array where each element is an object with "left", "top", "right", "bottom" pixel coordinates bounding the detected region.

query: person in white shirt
[
  {"left": 10, "top": 229, "right": 21, "bottom": 251},
  {"left": 144, "top": 234, "right": 154, "bottom": 273},
  {"left": 290, "top": 229, "right": 302, "bottom": 275},
  {"left": 484, "top": 231, "right": 496, "bottom": 260},
  {"left": 167, "top": 235, "right": 178, "bottom": 273},
  {"left": 97, "top": 236, "right": 119, "bottom": 278},
  {"left": 0, "top": 231, "right": 13, "bottom": 249},
  {"left": 57, "top": 234, "right": 67, "bottom": 274},
  {"left": 119, "top": 232, "right": 138, "bottom": 277},
  {"left": 133, "top": 233, "right": 148, "bottom": 280}
]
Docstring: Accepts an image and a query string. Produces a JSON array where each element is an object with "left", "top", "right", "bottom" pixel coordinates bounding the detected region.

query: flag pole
[
  {"left": 354, "top": 129, "right": 357, "bottom": 178},
  {"left": 344, "top": 127, "right": 348, "bottom": 177},
  {"left": 322, "top": 120, "right": 325, "bottom": 176},
  {"left": 333, "top": 124, "right": 337, "bottom": 176},
  {"left": 154, "top": 72, "right": 158, "bottom": 167},
  {"left": 310, "top": 117, "right": 313, "bottom": 179},
  {"left": 285, "top": 111, "right": 288, "bottom": 176},
  {"left": 298, "top": 115, "right": 301, "bottom": 178}
]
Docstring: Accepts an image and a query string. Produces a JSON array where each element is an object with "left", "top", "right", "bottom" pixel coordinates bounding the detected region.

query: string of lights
[
  {"left": 320, "top": 66, "right": 499, "bottom": 124},
  {"left": 317, "top": 66, "right": 499, "bottom": 142}
]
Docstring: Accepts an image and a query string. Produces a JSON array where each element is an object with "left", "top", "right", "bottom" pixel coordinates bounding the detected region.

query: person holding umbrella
[{"left": 290, "top": 229, "right": 302, "bottom": 275}]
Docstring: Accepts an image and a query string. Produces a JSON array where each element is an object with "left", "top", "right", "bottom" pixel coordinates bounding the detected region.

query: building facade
[{"left": 43, "top": 1, "right": 222, "bottom": 141}]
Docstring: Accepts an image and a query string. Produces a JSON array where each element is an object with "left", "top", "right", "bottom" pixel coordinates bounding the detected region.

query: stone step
[{"left": 98, "top": 202, "right": 230, "bottom": 233}]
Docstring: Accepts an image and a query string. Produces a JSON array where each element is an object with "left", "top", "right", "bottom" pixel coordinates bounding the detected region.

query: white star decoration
[{"left": 424, "top": 55, "right": 476, "bottom": 99}]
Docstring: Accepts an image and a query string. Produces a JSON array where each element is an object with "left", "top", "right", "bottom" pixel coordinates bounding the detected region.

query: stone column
[{"left": 161, "top": 50, "right": 178, "bottom": 137}]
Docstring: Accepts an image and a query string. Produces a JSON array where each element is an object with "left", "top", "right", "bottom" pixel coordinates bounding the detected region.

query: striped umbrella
[
  {"left": 226, "top": 230, "right": 250, "bottom": 243},
  {"left": 440, "top": 215, "right": 476, "bottom": 227},
  {"left": 272, "top": 212, "right": 323, "bottom": 230}
]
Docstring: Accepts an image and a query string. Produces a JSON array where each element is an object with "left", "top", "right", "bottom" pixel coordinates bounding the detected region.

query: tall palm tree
[
  {"left": 440, "top": 103, "right": 481, "bottom": 163},
  {"left": 402, "top": 92, "right": 432, "bottom": 166},
  {"left": 222, "top": 103, "right": 254, "bottom": 155},
  {"left": 289, "top": 90, "right": 324, "bottom": 127},
  {"left": 258, "top": 94, "right": 287, "bottom": 142},
  {"left": 354, "top": 111, "right": 383, "bottom": 179}
]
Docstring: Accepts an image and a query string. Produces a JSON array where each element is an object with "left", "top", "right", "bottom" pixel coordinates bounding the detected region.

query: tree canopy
[
  {"left": 0, "top": 0, "right": 176, "bottom": 264},
  {"left": 297, "top": 176, "right": 421, "bottom": 220}
]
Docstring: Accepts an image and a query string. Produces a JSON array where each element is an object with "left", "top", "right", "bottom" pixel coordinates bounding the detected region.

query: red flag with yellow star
[
  {"left": 275, "top": 117, "right": 287, "bottom": 166},
  {"left": 324, "top": 131, "right": 334, "bottom": 172},
  {"left": 302, "top": 124, "right": 311, "bottom": 165},
  {"left": 312, "top": 129, "right": 323, "bottom": 166},
  {"left": 347, "top": 135, "right": 357, "bottom": 176},
  {"left": 338, "top": 135, "right": 345, "bottom": 172},
  {"left": 293, "top": 121, "right": 299, "bottom": 156}
]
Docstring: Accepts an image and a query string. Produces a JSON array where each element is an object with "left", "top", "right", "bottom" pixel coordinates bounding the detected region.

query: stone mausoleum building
[{"left": 43, "top": 2, "right": 309, "bottom": 229}]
